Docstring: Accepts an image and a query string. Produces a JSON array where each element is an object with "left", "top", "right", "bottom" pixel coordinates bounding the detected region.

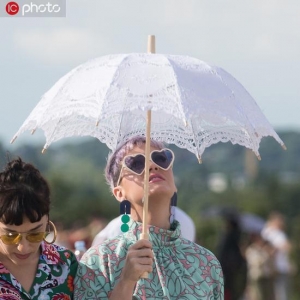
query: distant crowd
[{"left": 217, "top": 211, "right": 295, "bottom": 300}]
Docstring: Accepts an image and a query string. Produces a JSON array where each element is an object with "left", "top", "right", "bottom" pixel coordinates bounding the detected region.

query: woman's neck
[
  {"left": 148, "top": 212, "right": 171, "bottom": 229},
  {"left": 131, "top": 200, "right": 171, "bottom": 230}
]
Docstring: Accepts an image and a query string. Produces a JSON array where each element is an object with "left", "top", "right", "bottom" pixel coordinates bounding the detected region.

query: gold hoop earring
[{"left": 43, "top": 220, "right": 57, "bottom": 244}]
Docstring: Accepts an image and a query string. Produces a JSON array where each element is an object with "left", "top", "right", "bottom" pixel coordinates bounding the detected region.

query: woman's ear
[{"left": 113, "top": 186, "right": 125, "bottom": 202}]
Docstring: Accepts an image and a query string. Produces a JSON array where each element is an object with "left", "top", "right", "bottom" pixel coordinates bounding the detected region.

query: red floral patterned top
[{"left": 0, "top": 242, "right": 78, "bottom": 300}]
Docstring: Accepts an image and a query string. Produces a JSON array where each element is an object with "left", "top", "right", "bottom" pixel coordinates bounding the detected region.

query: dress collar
[
  {"left": 0, "top": 242, "right": 64, "bottom": 279},
  {"left": 126, "top": 220, "right": 182, "bottom": 247},
  {"left": 40, "top": 242, "right": 65, "bottom": 265}
]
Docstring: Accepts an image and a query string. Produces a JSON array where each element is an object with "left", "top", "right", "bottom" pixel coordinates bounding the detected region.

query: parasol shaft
[
  {"left": 141, "top": 109, "right": 151, "bottom": 240},
  {"left": 140, "top": 105, "right": 151, "bottom": 281},
  {"left": 141, "top": 34, "right": 155, "bottom": 239},
  {"left": 140, "top": 35, "right": 155, "bottom": 280}
]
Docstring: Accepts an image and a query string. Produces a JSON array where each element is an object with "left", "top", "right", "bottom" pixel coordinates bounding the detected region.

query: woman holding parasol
[{"left": 74, "top": 136, "right": 223, "bottom": 299}]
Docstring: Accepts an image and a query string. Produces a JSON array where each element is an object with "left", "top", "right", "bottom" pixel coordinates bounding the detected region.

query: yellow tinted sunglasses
[{"left": 0, "top": 231, "right": 47, "bottom": 245}]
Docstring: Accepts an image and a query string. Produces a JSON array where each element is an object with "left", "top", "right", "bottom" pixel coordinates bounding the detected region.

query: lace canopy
[{"left": 12, "top": 53, "right": 285, "bottom": 160}]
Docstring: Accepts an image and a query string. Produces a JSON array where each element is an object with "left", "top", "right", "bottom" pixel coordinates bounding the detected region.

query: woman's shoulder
[
  {"left": 90, "top": 234, "right": 131, "bottom": 253},
  {"left": 83, "top": 235, "right": 132, "bottom": 264},
  {"left": 180, "top": 238, "right": 221, "bottom": 262},
  {"left": 41, "top": 242, "right": 78, "bottom": 265}
]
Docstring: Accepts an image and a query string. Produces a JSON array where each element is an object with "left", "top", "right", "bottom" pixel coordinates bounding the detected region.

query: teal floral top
[
  {"left": 0, "top": 242, "right": 78, "bottom": 300},
  {"left": 74, "top": 220, "right": 224, "bottom": 299}
]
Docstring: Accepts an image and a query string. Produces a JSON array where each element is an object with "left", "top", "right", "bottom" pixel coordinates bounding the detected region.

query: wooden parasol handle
[{"left": 140, "top": 35, "right": 155, "bottom": 279}]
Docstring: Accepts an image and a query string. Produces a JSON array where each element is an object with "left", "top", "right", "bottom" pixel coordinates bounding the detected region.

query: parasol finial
[
  {"left": 10, "top": 136, "right": 17, "bottom": 144},
  {"left": 197, "top": 154, "right": 202, "bottom": 164},
  {"left": 42, "top": 144, "right": 49, "bottom": 154},
  {"left": 147, "top": 35, "right": 155, "bottom": 54}
]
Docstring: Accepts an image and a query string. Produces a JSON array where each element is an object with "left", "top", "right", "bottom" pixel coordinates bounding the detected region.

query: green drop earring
[{"left": 120, "top": 200, "right": 131, "bottom": 233}]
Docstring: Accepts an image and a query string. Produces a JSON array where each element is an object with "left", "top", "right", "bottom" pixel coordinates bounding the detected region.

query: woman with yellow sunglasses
[
  {"left": 0, "top": 157, "right": 78, "bottom": 299},
  {"left": 74, "top": 136, "right": 224, "bottom": 299}
]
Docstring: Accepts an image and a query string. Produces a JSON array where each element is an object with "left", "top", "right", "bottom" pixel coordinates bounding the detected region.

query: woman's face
[
  {"left": 115, "top": 144, "right": 177, "bottom": 206},
  {"left": 0, "top": 215, "right": 48, "bottom": 266}
]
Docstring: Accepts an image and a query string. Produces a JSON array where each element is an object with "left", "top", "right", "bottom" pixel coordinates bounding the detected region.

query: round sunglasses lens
[
  {"left": 1, "top": 233, "right": 21, "bottom": 245},
  {"left": 152, "top": 150, "right": 173, "bottom": 169},
  {"left": 26, "top": 232, "right": 46, "bottom": 243},
  {"left": 124, "top": 155, "right": 145, "bottom": 174}
]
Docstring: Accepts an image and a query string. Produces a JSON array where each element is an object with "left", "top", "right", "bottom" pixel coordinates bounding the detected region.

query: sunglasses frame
[
  {"left": 116, "top": 148, "right": 175, "bottom": 186},
  {"left": 0, "top": 231, "right": 48, "bottom": 245}
]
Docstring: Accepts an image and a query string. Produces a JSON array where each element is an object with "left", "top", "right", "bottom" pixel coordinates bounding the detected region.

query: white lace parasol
[{"left": 11, "top": 52, "right": 285, "bottom": 161}]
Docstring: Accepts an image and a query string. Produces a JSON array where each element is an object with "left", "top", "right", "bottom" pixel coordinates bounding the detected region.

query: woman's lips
[
  {"left": 149, "top": 174, "right": 164, "bottom": 182},
  {"left": 15, "top": 253, "right": 31, "bottom": 260}
]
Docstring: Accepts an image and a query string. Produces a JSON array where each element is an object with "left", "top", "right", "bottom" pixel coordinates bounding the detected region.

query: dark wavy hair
[{"left": 0, "top": 157, "right": 50, "bottom": 225}]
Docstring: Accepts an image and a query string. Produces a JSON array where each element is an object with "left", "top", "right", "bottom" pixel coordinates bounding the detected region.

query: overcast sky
[{"left": 1, "top": 0, "right": 300, "bottom": 150}]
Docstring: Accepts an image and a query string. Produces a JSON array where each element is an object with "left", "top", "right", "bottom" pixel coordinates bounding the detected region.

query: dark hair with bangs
[{"left": 0, "top": 157, "right": 50, "bottom": 225}]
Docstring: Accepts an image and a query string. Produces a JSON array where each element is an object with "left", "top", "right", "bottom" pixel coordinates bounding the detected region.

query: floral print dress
[
  {"left": 0, "top": 242, "right": 78, "bottom": 300},
  {"left": 74, "top": 220, "right": 224, "bottom": 299}
]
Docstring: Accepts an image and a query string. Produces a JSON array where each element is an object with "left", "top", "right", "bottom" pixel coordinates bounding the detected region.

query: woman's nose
[
  {"left": 16, "top": 236, "right": 31, "bottom": 252},
  {"left": 149, "top": 160, "right": 158, "bottom": 171}
]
